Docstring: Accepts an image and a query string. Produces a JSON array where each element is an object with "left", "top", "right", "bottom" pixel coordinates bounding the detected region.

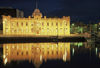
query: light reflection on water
[
  {"left": 0, "top": 42, "right": 100, "bottom": 68},
  {"left": 3, "top": 43, "right": 70, "bottom": 68}
]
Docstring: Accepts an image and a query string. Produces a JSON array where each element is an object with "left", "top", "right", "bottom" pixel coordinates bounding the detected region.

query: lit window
[
  {"left": 19, "top": 29, "right": 21, "bottom": 32},
  {"left": 56, "top": 22, "right": 58, "bottom": 26},
  {"left": 26, "top": 22, "right": 28, "bottom": 26},
  {"left": 22, "top": 29, "right": 23, "bottom": 32},
  {"left": 26, "top": 51, "right": 28, "bottom": 55},
  {"left": 56, "top": 28, "right": 57, "bottom": 32},
  {"left": 47, "top": 28, "right": 49, "bottom": 32},
  {"left": 47, "top": 22, "right": 49, "bottom": 26},
  {"left": 14, "top": 30, "right": 17, "bottom": 32},
  {"left": 42, "top": 22, "right": 44, "bottom": 26},
  {"left": 12, "top": 46, "right": 14, "bottom": 49},
  {"left": 37, "top": 31, "right": 39, "bottom": 34},
  {"left": 26, "top": 29, "right": 28, "bottom": 32},
  {"left": 17, "top": 22, "right": 19, "bottom": 26},
  {"left": 5, "top": 28, "right": 8, "bottom": 32},
  {"left": 21, "top": 52, "right": 23, "bottom": 55},
  {"left": 31, "top": 28, "right": 34, "bottom": 32},
  {"left": 39, "top": 27, "right": 41, "bottom": 30},
  {"left": 21, "top": 22, "right": 23, "bottom": 26},
  {"left": 17, "top": 52, "right": 19, "bottom": 55},
  {"left": 5, "top": 23, "right": 8, "bottom": 26},
  {"left": 66, "top": 23, "right": 67, "bottom": 26},
  {"left": 6, "top": 46, "right": 8, "bottom": 49},
  {"left": 11, "top": 28, "right": 14, "bottom": 32},
  {"left": 56, "top": 28, "right": 58, "bottom": 30},
  {"left": 52, "top": 22, "right": 53, "bottom": 26},
  {"left": 31, "top": 23, "right": 34, "bottom": 26}
]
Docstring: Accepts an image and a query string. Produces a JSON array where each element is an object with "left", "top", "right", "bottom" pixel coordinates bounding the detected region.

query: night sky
[{"left": 0, "top": 0, "right": 100, "bottom": 23}]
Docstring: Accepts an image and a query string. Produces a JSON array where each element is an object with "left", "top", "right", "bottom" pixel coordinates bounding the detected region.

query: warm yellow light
[
  {"left": 3, "top": 43, "right": 70, "bottom": 67},
  {"left": 4, "top": 58, "right": 8, "bottom": 65},
  {"left": 63, "top": 51, "right": 67, "bottom": 62},
  {"left": 3, "top": 55, "right": 6, "bottom": 58},
  {"left": 2, "top": 11, "right": 70, "bottom": 36},
  {"left": 40, "top": 55, "right": 42, "bottom": 61}
]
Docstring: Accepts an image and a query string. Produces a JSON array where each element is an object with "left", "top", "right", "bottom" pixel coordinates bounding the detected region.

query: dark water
[{"left": 0, "top": 42, "right": 100, "bottom": 68}]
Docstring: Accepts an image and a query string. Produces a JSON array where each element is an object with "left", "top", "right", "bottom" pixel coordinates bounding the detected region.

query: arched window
[
  {"left": 56, "top": 22, "right": 58, "bottom": 26},
  {"left": 26, "top": 22, "right": 28, "bottom": 26},
  {"left": 17, "top": 22, "right": 18, "bottom": 26},
  {"left": 47, "top": 22, "right": 49, "bottom": 26},
  {"left": 42, "top": 22, "right": 44, "bottom": 26},
  {"left": 21, "top": 22, "right": 23, "bottom": 26},
  {"left": 52, "top": 22, "right": 53, "bottom": 26}
]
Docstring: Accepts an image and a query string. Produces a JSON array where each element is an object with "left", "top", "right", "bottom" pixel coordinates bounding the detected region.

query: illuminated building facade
[
  {"left": 3, "top": 43, "right": 70, "bottom": 68},
  {"left": 2, "top": 9, "right": 70, "bottom": 36}
]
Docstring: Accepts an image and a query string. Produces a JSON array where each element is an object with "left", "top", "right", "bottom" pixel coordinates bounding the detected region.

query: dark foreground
[{"left": 0, "top": 41, "right": 100, "bottom": 68}]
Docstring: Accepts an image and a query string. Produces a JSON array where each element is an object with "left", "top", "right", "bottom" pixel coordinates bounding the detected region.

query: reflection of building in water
[
  {"left": 95, "top": 47, "right": 100, "bottom": 59},
  {"left": 71, "top": 42, "right": 88, "bottom": 56},
  {"left": 3, "top": 43, "right": 70, "bottom": 68}
]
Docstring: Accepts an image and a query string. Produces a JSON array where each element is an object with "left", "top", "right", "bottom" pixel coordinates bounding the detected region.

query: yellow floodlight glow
[{"left": 4, "top": 58, "right": 8, "bottom": 65}]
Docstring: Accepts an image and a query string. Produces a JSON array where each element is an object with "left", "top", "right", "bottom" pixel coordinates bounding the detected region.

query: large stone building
[
  {"left": 3, "top": 43, "right": 70, "bottom": 68},
  {"left": 2, "top": 8, "right": 70, "bottom": 36}
]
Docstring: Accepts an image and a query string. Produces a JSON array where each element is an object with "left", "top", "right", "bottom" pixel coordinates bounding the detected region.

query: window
[
  {"left": 31, "top": 23, "right": 34, "bottom": 26},
  {"left": 21, "top": 29, "right": 23, "bottom": 32},
  {"left": 21, "top": 52, "right": 23, "bottom": 55},
  {"left": 11, "top": 28, "right": 14, "bottom": 32},
  {"left": 5, "top": 28, "right": 8, "bottom": 32},
  {"left": 42, "top": 22, "right": 44, "bottom": 26},
  {"left": 14, "top": 30, "right": 17, "bottom": 33},
  {"left": 56, "top": 22, "right": 58, "bottom": 26},
  {"left": 31, "top": 28, "right": 34, "bottom": 32},
  {"left": 5, "top": 23, "right": 8, "bottom": 26},
  {"left": 48, "top": 51, "right": 49, "bottom": 54},
  {"left": 26, "top": 22, "right": 28, "bottom": 26},
  {"left": 26, "top": 51, "right": 28, "bottom": 55},
  {"left": 26, "top": 29, "right": 28, "bottom": 32},
  {"left": 56, "top": 51, "right": 58, "bottom": 55},
  {"left": 37, "top": 31, "right": 39, "bottom": 34},
  {"left": 21, "top": 22, "right": 23, "bottom": 26},
  {"left": 66, "top": 23, "right": 67, "bottom": 26},
  {"left": 39, "top": 27, "right": 41, "bottom": 30},
  {"left": 52, "top": 22, "right": 53, "bottom": 26},
  {"left": 56, "top": 28, "right": 58, "bottom": 30},
  {"left": 17, "top": 52, "right": 19, "bottom": 55},
  {"left": 47, "top": 22, "right": 49, "bottom": 26},
  {"left": 19, "top": 29, "right": 21, "bottom": 32},
  {"left": 56, "top": 28, "right": 57, "bottom": 32},
  {"left": 17, "top": 22, "right": 18, "bottom": 26}
]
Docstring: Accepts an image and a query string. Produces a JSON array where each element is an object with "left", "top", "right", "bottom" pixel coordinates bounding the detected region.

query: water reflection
[
  {"left": 1, "top": 42, "right": 100, "bottom": 68},
  {"left": 3, "top": 43, "right": 70, "bottom": 68},
  {"left": 95, "top": 45, "right": 100, "bottom": 59}
]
